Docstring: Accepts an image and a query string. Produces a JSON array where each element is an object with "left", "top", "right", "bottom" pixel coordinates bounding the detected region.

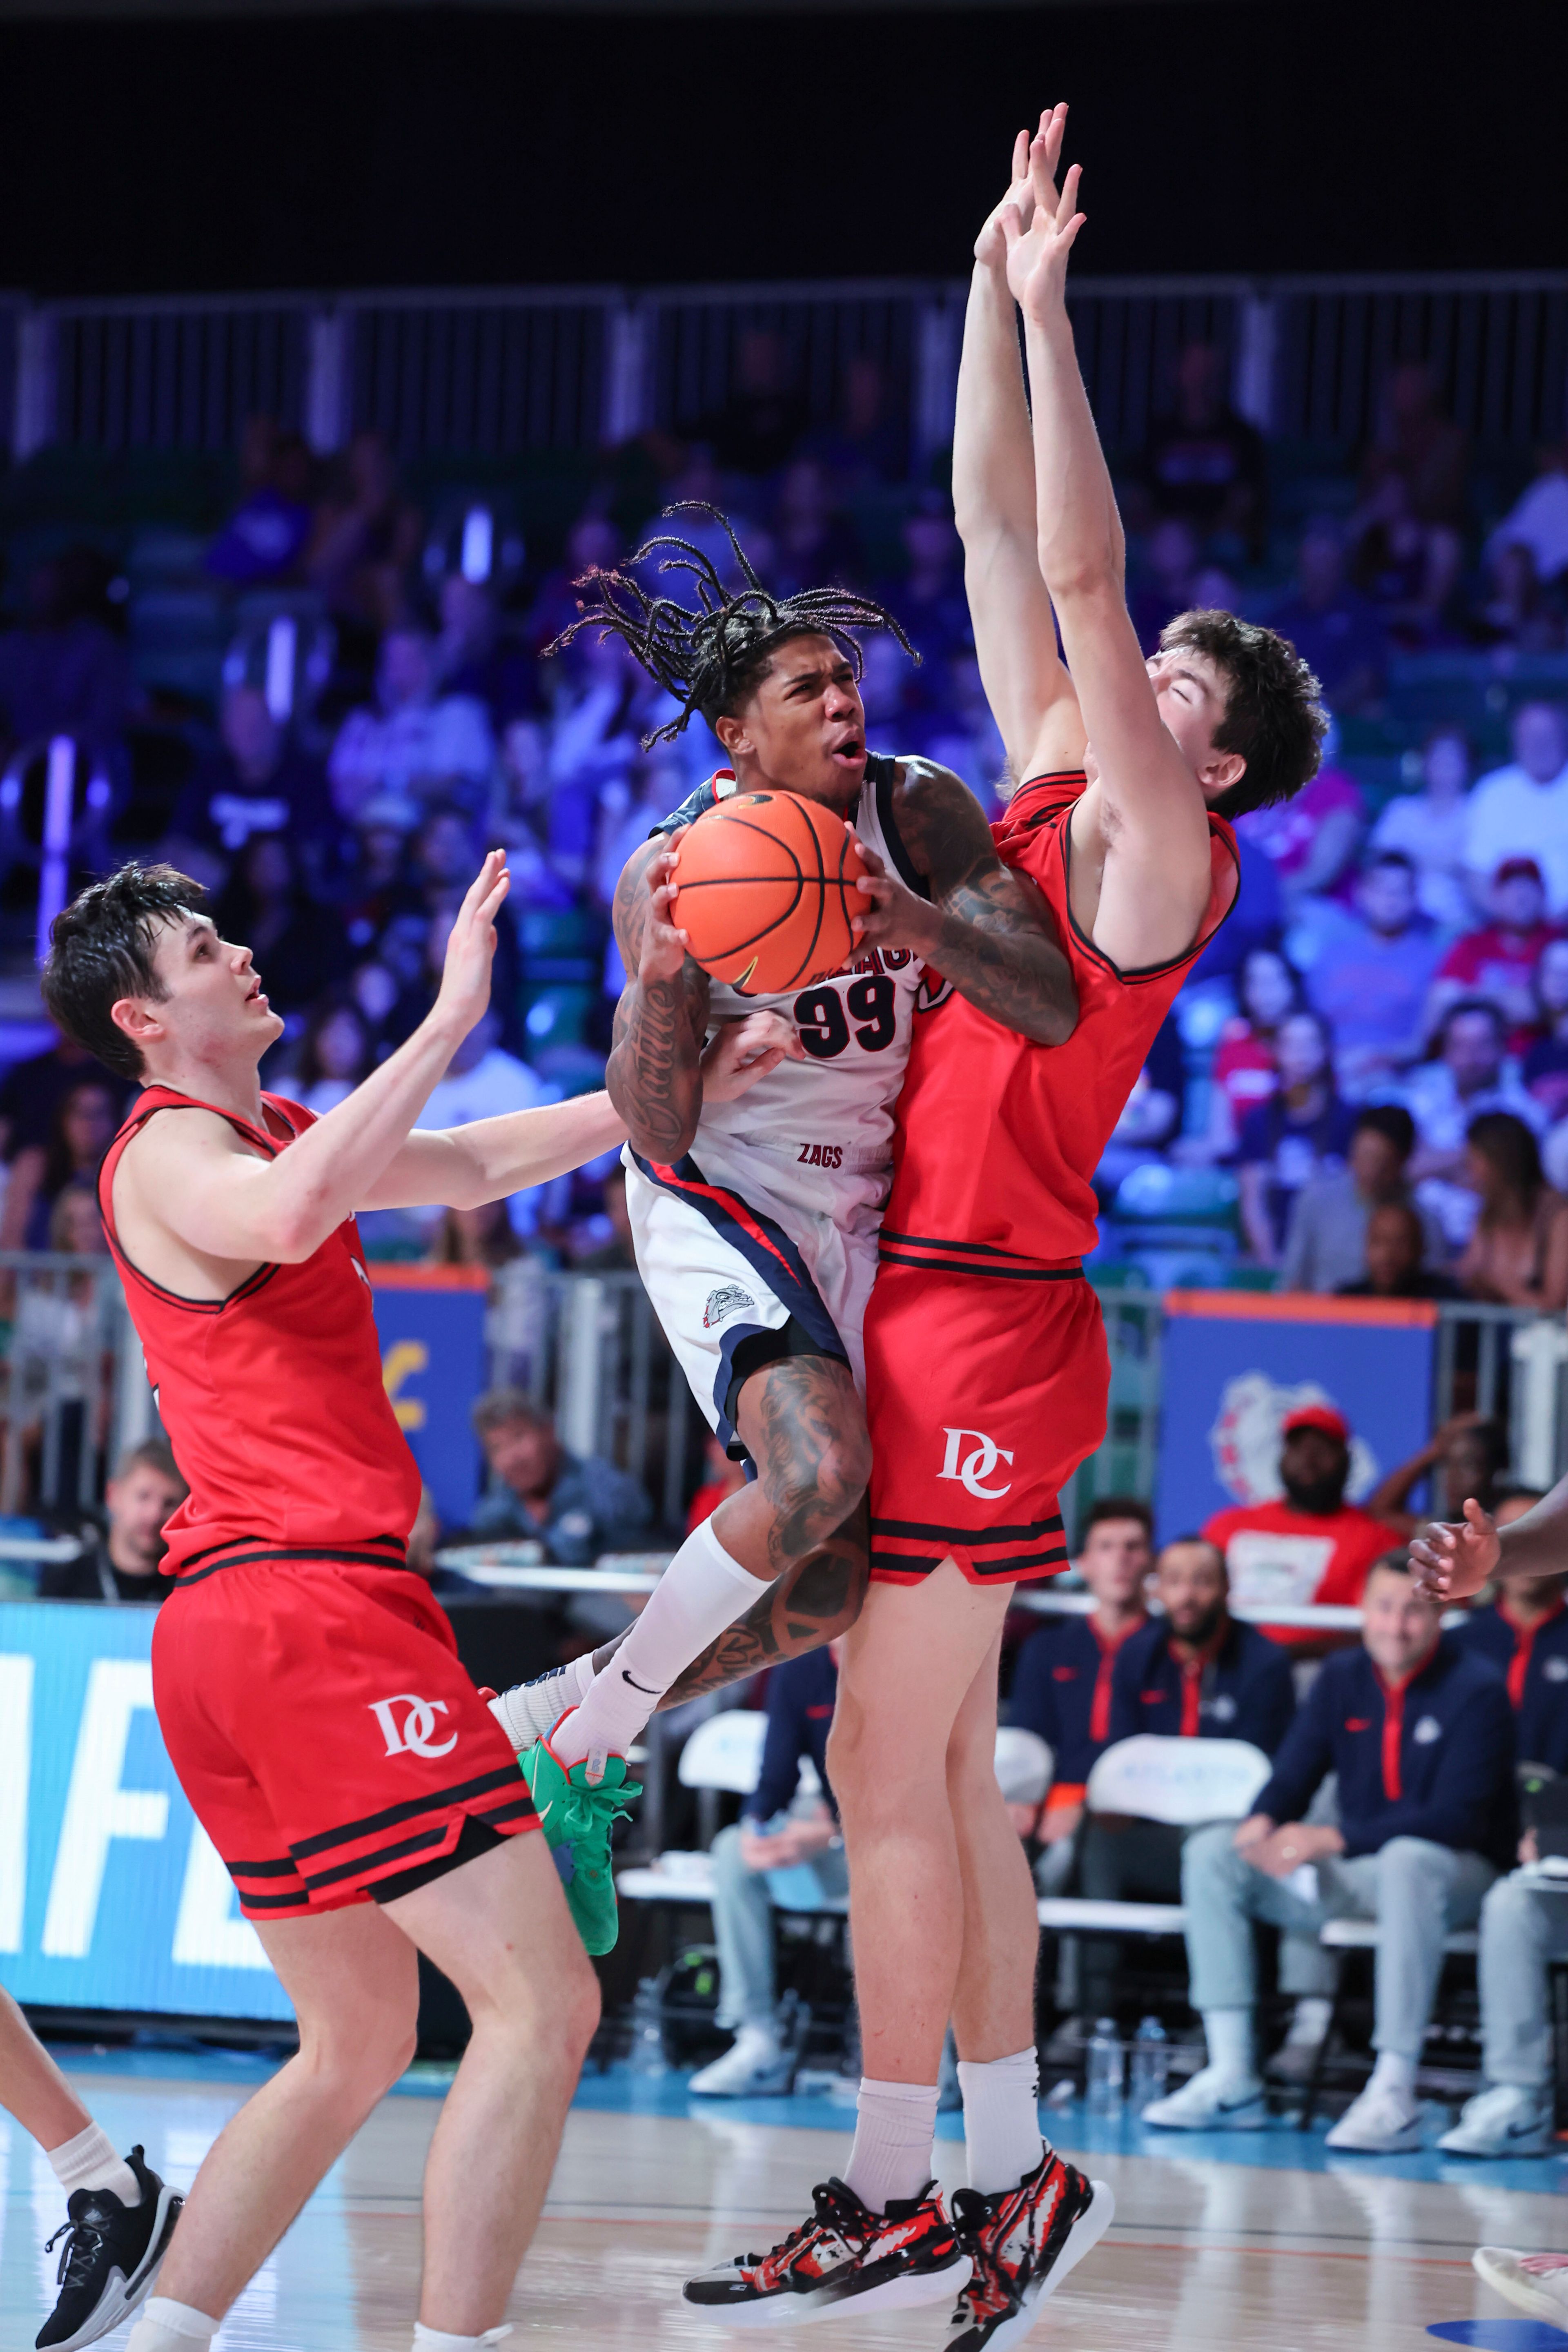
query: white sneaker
[
  {"left": 689, "top": 2024, "right": 793, "bottom": 2097},
  {"left": 1324, "top": 2082, "right": 1425, "bottom": 2152},
  {"left": 488, "top": 1661, "right": 591, "bottom": 1752},
  {"left": 1439, "top": 2084, "right": 1556, "bottom": 2158},
  {"left": 1140, "top": 2066, "right": 1268, "bottom": 2130},
  {"left": 1474, "top": 2246, "right": 1568, "bottom": 2323}
]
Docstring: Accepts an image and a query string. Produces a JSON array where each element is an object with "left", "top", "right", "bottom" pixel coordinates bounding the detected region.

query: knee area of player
[{"left": 761, "top": 1428, "right": 871, "bottom": 1536}]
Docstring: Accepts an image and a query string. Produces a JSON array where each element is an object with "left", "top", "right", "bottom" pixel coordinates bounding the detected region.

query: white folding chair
[{"left": 1036, "top": 1736, "right": 1272, "bottom": 1940}]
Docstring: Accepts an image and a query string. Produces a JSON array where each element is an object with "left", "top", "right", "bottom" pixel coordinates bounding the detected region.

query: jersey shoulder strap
[
  {"left": 649, "top": 767, "right": 742, "bottom": 839},
  {"left": 868, "top": 751, "right": 931, "bottom": 903}
]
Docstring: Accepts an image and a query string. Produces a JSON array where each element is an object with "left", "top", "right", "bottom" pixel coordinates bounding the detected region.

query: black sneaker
[
  {"left": 948, "top": 2149, "right": 1113, "bottom": 2350},
  {"left": 684, "top": 2175, "right": 969, "bottom": 2325},
  {"left": 37, "top": 2147, "right": 183, "bottom": 2352}
]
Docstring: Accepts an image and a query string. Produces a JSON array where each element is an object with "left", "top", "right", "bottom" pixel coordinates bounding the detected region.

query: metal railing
[
  {"left": 0, "top": 1252, "right": 147, "bottom": 1517},
  {"left": 9, "top": 270, "right": 1566, "bottom": 466}
]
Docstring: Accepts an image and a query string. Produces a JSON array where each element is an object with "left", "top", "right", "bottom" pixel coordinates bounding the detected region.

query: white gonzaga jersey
[{"left": 650, "top": 755, "right": 947, "bottom": 1195}]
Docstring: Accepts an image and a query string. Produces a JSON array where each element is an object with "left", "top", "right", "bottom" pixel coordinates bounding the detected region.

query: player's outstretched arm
[
  {"left": 956, "top": 108, "right": 1086, "bottom": 786},
  {"left": 604, "top": 836, "right": 712, "bottom": 1162},
  {"left": 1413, "top": 1481, "right": 1568, "bottom": 1601},
  {"left": 116, "top": 852, "right": 513, "bottom": 1266},
  {"left": 1006, "top": 137, "right": 1218, "bottom": 971},
  {"left": 853, "top": 761, "right": 1078, "bottom": 1044}
]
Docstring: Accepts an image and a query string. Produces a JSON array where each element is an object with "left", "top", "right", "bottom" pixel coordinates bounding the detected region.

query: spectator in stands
[
  {"left": 435, "top": 573, "right": 536, "bottom": 731},
  {"left": 1137, "top": 342, "right": 1266, "bottom": 556},
  {"left": 1430, "top": 857, "right": 1559, "bottom": 1049},
  {"left": 0, "top": 1031, "right": 125, "bottom": 1169},
  {"left": 0, "top": 1079, "right": 118, "bottom": 1253},
  {"left": 213, "top": 833, "right": 350, "bottom": 1018},
  {"left": 916, "top": 648, "right": 1007, "bottom": 811},
  {"left": 290, "top": 994, "right": 372, "bottom": 1116},
  {"left": 1263, "top": 518, "right": 1388, "bottom": 715},
  {"left": 1304, "top": 850, "right": 1443, "bottom": 1094},
  {"left": 1203, "top": 1401, "right": 1396, "bottom": 1627},
  {"left": 1463, "top": 702, "right": 1568, "bottom": 917},
  {"left": 803, "top": 352, "right": 906, "bottom": 489},
  {"left": 427, "top": 1198, "right": 525, "bottom": 1271},
  {"left": 1361, "top": 361, "right": 1470, "bottom": 533},
  {"left": 770, "top": 459, "right": 861, "bottom": 601},
  {"left": 1369, "top": 1415, "right": 1508, "bottom": 1541},
  {"left": 1472, "top": 542, "right": 1565, "bottom": 655},
  {"left": 469, "top": 1386, "right": 653, "bottom": 1564},
  {"left": 1370, "top": 724, "right": 1475, "bottom": 933},
  {"left": 1009, "top": 1498, "right": 1154, "bottom": 1884},
  {"left": 307, "top": 428, "right": 422, "bottom": 638},
  {"left": 699, "top": 326, "right": 808, "bottom": 476},
  {"left": 416, "top": 1006, "right": 551, "bottom": 1133},
  {"left": 688, "top": 1646, "right": 844, "bottom": 2097},
  {"left": 206, "top": 420, "right": 315, "bottom": 586},
  {"left": 1130, "top": 519, "right": 1201, "bottom": 656},
  {"left": 1096, "top": 1016, "right": 1184, "bottom": 1194},
  {"left": 1486, "top": 441, "right": 1568, "bottom": 592},
  {"left": 1062, "top": 1538, "right": 1293, "bottom": 2024},
  {"left": 165, "top": 682, "right": 341, "bottom": 902},
  {"left": 1236, "top": 717, "right": 1365, "bottom": 913},
  {"left": 1335, "top": 1200, "right": 1460, "bottom": 1300},
  {"left": 1523, "top": 938, "right": 1568, "bottom": 1123},
  {"left": 0, "top": 546, "right": 134, "bottom": 758},
  {"left": 1437, "top": 1493, "right": 1568, "bottom": 2160},
  {"left": 1147, "top": 1549, "right": 1513, "bottom": 2149},
  {"left": 1236, "top": 1011, "right": 1356, "bottom": 1265},
  {"left": 572, "top": 1163, "right": 635, "bottom": 1273},
  {"left": 1198, "top": 947, "right": 1301, "bottom": 1161},
  {"left": 594, "top": 746, "right": 693, "bottom": 918},
  {"left": 541, "top": 624, "right": 644, "bottom": 889},
  {"left": 1455, "top": 1111, "right": 1568, "bottom": 1310},
  {"left": 1349, "top": 469, "right": 1462, "bottom": 648},
  {"left": 1396, "top": 1000, "right": 1545, "bottom": 1249},
  {"left": 891, "top": 493, "right": 970, "bottom": 666},
  {"left": 526, "top": 512, "right": 622, "bottom": 658},
  {"left": 328, "top": 626, "right": 495, "bottom": 823},
  {"left": 1281, "top": 1103, "right": 1445, "bottom": 1293},
  {"left": 37, "top": 1439, "right": 187, "bottom": 1605}
]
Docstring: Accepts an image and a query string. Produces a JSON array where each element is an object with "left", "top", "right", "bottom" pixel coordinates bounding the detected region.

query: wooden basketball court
[{"left": 3, "top": 2056, "right": 1559, "bottom": 2349}]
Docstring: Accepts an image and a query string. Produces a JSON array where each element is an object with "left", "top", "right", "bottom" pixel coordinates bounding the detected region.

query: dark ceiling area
[{"left": 0, "top": 0, "right": 1562, "bottom": 295}]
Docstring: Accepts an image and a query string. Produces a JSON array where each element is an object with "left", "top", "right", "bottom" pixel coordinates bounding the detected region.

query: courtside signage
[{"left": 0, "top": 1602, "right": 293, "bottom": 2022}]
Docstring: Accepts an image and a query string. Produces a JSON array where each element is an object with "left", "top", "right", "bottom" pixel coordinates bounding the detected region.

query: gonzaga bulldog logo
[{"left": 1209, "top": 1372, "right": 1378, "bottom": 1503}]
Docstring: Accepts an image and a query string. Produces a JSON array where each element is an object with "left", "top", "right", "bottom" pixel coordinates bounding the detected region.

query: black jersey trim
[
  {"left": 225, "top": 1855, "right": 302, "bottom": 1880},
  {"left": 288, "top": 1766, "right": 526, "bottom": 1860},
  {"left": 873, "top": 758, "right": 932, "bottom": 902},
  {"left": 877, "top": 1248, "right": 1084, "bottom": 1282},
  {"left": 1059, "top": 805, "right": 1242, "bottom": 984},
  {"left": 170, "top": 1541, "right": 410, "bottom": 1587},
  {"left": 871, "top": 1514, "right": 1065, "bottom": 1545},
  {"left": 878, "top": 1230, "right": 1074, "bottom": 1265},
  {"left": 869, "top": 1550, "right": 946, "bottom": 1575},
  {"left": 235, "top": 1887, "right": 314, "bottom": 1912},
  {"left": 301, "top": 1823, "right": 450, "bottom": 1889}
]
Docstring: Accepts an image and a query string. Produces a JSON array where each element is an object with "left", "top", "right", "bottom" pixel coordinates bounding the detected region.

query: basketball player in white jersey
[{"left": 491, "top": 510, "right": 1078, "bottom": 1872}]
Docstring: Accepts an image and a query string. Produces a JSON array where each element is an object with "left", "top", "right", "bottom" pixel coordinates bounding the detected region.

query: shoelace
[
  {"left": 554, "top": 1769, "right": 642, "bottom": 1847},
  {"left": 45, "top": 2214, "right": 106, "bottom": 2292},
  {"left": 740, "top": 2183, "right": 864, "bottom": 2270},
  {"left": 949, "top": 2189, "right": 1021, "bottom": 2324}
]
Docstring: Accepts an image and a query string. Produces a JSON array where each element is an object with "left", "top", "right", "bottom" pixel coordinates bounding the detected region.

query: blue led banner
[{"left": 369, "top": 1270, "right": 488, "bottom": 1529}]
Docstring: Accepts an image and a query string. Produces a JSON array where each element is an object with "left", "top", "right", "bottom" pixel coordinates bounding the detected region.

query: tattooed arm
[
  {"left": 606, "top": 834, "right": 713, "bottom": 1162},
  {"left": 853, "top": 758, "right": 1078, "bottom": 1045},
  {"left": 588, "top": 1501, "right": 869, "bottom": 1706}
]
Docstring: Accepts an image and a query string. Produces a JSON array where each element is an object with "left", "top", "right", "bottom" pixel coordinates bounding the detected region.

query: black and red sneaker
[
  {"left": 684, "top": 2175, "right": 970, "bottom": 2326},
  {"left": 947, "top": 2149, "right": 1113, "bottom": 2350}
]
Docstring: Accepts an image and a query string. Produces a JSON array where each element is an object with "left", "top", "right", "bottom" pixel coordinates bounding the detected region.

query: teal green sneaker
[{"left": 522, "top": 1741, "right": 641, "bottom": 1956}]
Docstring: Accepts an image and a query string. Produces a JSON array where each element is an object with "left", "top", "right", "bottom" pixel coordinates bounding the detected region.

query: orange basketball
[{"left": 670, "top": 790, "right": 868, "bottom": 995}]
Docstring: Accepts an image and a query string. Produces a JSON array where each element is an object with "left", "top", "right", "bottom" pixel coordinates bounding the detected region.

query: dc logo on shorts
[
  {"left": 938, "top": 1427, "right": 1015, "bottom": 1500},
  {"left": 370, "top": 1693, "right": 459, "bottom": 1760}
]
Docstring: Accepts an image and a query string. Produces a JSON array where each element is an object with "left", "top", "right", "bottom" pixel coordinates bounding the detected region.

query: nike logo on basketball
[{"left": 621, "top": 1670, "right": 659, "bottom": 1694}]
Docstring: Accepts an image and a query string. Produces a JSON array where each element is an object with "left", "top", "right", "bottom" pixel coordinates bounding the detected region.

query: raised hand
[
  {"left": 1002, "top": 152, "right": 1087, "bottom": 326},
  {"left": 434, "top": 848, "right": 510, "bottom": 1037},
  {"left": 700, "top": 1010, "right": 806, "bottom": 1102},
  {"left": 1409, "top": 1497, "right": 1502, "bottom": 1602}
]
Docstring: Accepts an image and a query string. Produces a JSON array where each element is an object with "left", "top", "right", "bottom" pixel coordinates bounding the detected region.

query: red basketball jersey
[
  {"left": 883, "top": 771, "right": 1239, "bottom": 1263},
  {"left": 98, "top": 1087, "right": 422, "bottom": 1579}
]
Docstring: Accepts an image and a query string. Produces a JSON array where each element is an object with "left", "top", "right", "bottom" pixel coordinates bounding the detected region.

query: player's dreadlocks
[{"left": 547, "top": 503, "right": 918, "bottom": 747}]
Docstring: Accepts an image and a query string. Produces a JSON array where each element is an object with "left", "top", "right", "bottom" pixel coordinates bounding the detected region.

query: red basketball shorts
[
  {"left": 864, "top": 1257, "right": 1109, "bottom": 1585},
  {"left": 152, "top": 1555, "right": 537, "bottom": 1920}
]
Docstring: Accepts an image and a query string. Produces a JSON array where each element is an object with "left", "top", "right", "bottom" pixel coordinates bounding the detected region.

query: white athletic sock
[
  {"left": 412, "top": 2324, "right": 512, "bottom": 2351},
  {"left": 126, "top": 2300, "right": 218, "bottom": 2352},
  {"left": 489, "top": 1650, "right": 598, "bottom": 1751},
  {"left": 1201, "top": 2008, "right": 1256, "bottom": 2084},
  {"left": 550, "top": 1517, "right": 760, "bottom": 1771},
  {"left": 47, "top": 2120, "right": 140, "bottom": 2208},
  {"left": 1368, "top": 2049, "right": 1418, "bottom": 2100},
  {"left": 842, "top": 2077, "right": 941, "bottom": 2214},
  {"left": 1284, "top": 1996, "right": 1333, "bottom": 2048},
  {"left": 957, "top": 2047, "right": 1045, "bottom": 2195}
]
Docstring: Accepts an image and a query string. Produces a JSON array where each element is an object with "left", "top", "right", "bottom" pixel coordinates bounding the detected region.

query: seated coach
[{"left": 1146, "top": 1549, "right": 1515, "bottom": 2152}]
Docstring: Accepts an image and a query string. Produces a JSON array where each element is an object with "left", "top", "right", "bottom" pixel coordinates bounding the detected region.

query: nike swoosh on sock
[{"left": 621, "top": 1670, "right": 659, "bottom": 1694}]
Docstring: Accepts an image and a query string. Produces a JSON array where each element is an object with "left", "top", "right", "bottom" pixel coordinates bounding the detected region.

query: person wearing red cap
[
  {"left": 1430, "top": 853, "right": 1561, "bottom": 1054},
  {"left": 1203, "top": 1403, "right": 1399, "bottom": 1646}
]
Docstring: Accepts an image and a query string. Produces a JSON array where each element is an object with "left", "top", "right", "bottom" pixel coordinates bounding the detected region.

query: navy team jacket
[
  {"left": 1107, "top": 1615, "right": 1296, "bottom": 1755},
  {"left": 1255, "top": 1633, "right": 1516, "bottom": 1867},
  {"left": 1452, "top": 1597, "right": 1568, "bottom": 1775},
  {"left": 1009, "top": 1613, "right": 1148, "bottom": 1800},
  {"left": 743, "top": 1650, "right": 838, "bottom": 1825}
]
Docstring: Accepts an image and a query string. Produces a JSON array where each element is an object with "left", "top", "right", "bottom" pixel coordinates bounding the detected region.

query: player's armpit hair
[
  {"left": 547, "top": 502, "right": 918, "bottom": 745},
  {"left": 41, "top": 862, "right": 207, "bottom": 1081},
  {"left": 1158, "top": 608, "right": 1329, "bottom": 818}
]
